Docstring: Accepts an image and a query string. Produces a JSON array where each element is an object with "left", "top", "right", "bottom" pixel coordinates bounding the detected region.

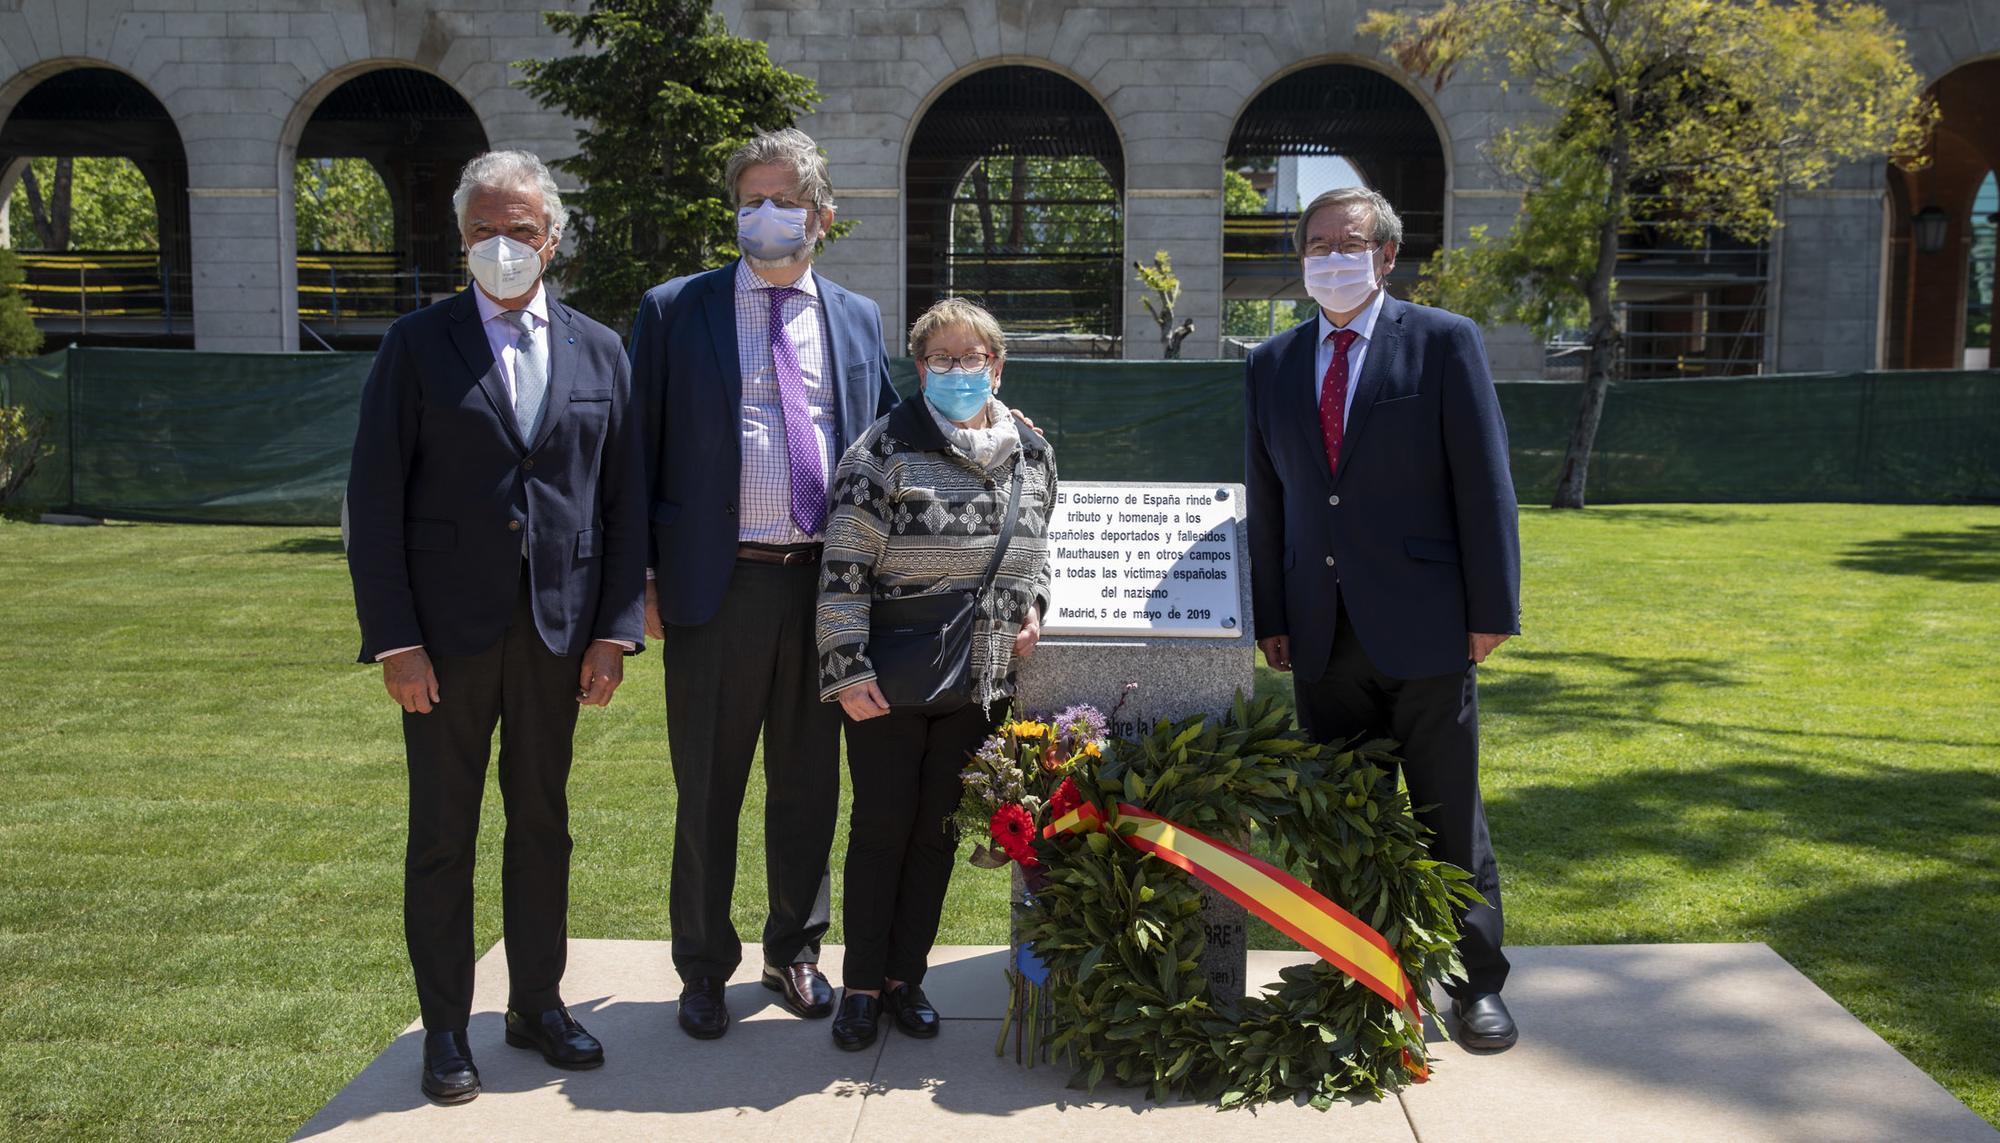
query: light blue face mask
[
  {"left": 736, "top": 199, "right": 812, "bottom": 260},
  {"left": 924, "top": 367, "right": 992, "bottom": 423}
]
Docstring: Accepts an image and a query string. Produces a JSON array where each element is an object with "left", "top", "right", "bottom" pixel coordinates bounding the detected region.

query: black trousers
[
  {"left": 662, "top": 560, "right": 838, "bottom": 980},
  {"left": 1292, "top": 598, "right": 1509, "bottom": 997},
  {"left": 402, "top": 573, "right": 581, "bottom": 1031},
  {"left": 840, "top": 701, "right": 1002, "bottom": 991}
]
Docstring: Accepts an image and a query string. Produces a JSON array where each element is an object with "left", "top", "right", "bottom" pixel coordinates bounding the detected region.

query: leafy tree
[
  {"left": 0, "top": 249, "right": 41, "bottom": 358},
  {"left": 294, "top": 158, "right": 394, "bottom": 252},
  {"left": 8, "top": 156, "right": 157, "bottom": 250},
  {"left": 518, "top": 0, "right": 821, "bottom": 329},
  {"left": 1222, "top": 168, "right": 1303, "bottom": 338},
  {"left": 1364, "top": 0, "right": 1935, "bottom": 508},
  {"left": 1134, "top": 250, "right": 1193, "bottom": 358}
]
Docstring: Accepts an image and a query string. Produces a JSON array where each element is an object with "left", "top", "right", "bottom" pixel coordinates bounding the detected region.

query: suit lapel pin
[{"left": 567, "top": 337, "right": 576, "bottom": 345}]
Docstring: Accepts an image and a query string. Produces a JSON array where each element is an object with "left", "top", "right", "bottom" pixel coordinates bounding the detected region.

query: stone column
[{"left": 1771, "top": 167, "right": 1890, "bottom": 374}]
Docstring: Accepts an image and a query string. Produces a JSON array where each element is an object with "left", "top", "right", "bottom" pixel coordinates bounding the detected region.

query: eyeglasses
[
  {"left": 1303, "top": 240, "right": 1380, "bottom": 258},
  {"left": 740, "top": 196, "right": 814, "bottom": 212},
  {"left": 921, "top": 351, "right": 994, "bottom": 373},
  {"left": 468, "top": 221, "right": 549, "bottom": 245}
]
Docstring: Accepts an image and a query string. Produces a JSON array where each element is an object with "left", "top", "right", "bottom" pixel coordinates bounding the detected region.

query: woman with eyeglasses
[{"left": 813, "top": 297, "right": 1057, "bottom": 1051}]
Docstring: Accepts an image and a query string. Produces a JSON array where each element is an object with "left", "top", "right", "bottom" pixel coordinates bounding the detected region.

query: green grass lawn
[{"left": 2, "top": 504, "right": 1996, "bottom": 1138}]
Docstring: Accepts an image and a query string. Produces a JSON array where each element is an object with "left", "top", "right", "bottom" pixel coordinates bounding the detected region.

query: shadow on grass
[
  {"left": 1491, "top": 758, "right": 2000, "bottom": 1096},
  {"left": 1835, "top": 524, "right": 2000, "bottom": 583},
  {"left": 1555, "top": 506, "right": 1771, "bottom": 527},
  {"left": 260, "top": 535, "right": 345, "bottom": 556}
]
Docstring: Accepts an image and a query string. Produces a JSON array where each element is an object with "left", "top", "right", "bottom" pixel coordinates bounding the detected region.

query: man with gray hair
[
  {"left": 628, "top": 127, "right": 898, "bottom": 1040},
  {"left": 1245, "top": 185, "right": 1523, "bottom": 1050},
  {"left": 347, "top": 148, "right": 647, "bottom": 1101}
]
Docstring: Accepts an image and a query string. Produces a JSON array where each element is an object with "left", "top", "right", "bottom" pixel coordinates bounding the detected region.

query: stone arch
[
  {"left": 1221, "top": 57, "right": 1453, "bottom": 319},
  {"left": 278, "top": 61, "right": 491, "bottom": 347},
  {"left": 0, "top": 60, "right": 195, "bottom": 344},
  {"left": 902, "top": 60, "right": 1128, "bottom": 354},
  {"left": 1883, "top": 54, "right": 2000, "bottom": 370}
]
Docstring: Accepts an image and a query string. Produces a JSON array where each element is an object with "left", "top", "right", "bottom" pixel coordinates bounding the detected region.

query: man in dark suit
[
  {"left": 627, "top": 128, "right": 898, "bottom": 1039},
  {"left": 1244, "top": 186, "right": 1523, "bottom": 1050},
  {"left": 347, "top": 150, "right": 647, "bottom": 1102}
]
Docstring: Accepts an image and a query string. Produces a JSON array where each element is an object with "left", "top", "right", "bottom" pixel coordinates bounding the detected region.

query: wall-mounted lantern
[{"left": 1912, "top": 206, "right": 1950, "bottom": 254}]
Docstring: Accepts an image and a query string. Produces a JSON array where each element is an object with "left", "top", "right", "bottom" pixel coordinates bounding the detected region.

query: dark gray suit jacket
[{"left": 346, "top": 287, "right": 648, "bottom": 662}]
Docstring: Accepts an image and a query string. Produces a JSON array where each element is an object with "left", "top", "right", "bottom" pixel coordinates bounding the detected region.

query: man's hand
[
  {"left": 1015, "top": 605, "right": 1043, "bottom": 661},
  {"left": 1258, "top": 635, "right": 1292, "bottom": 673},
  {"left": 644, "top": 579, "right": 664, "bottom": 640},
  {"left": 1007, "top": 406, "right": 1040, "bottom": 435},
  {"left": 1468, "top": 632, "right": 1512, "bottom": 664},
  {"left": 578, "top": 641, "right": 625, "bottom": 706},
  {"left": 836, "top": 678, "right": 892, "bottom": 722},
  {"left": 383, "top": 648, "right": 440, "bottom": 713}
]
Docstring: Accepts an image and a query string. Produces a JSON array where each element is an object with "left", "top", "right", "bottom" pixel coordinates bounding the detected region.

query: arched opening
[
  {"left": 906, "top": 66, "right": 1124, "bottom": 358},
  {"left": 0, "top": 67, "right": 192, "bottom": 348},
  {"left": 291, "top": 67, "right": 487, "bottom": 349},
  {"left": 1884, "top": 57, "right": 2000, "bottom": 371},
  {"left": 1223, "top": 63, "right": 1446, "bottom": 348}
]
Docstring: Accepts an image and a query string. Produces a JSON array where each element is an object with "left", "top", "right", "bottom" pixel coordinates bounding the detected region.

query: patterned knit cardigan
[{"left": 815, "top": 397, "right": 1057, "bottom": 709}]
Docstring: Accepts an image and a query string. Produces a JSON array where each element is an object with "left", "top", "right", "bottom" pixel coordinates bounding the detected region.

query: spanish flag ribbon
[{"left": 1044, "top": 799, "right": 1428, "bottom": 1079}]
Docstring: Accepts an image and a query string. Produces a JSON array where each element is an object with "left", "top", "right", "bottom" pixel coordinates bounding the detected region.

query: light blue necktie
[{"left": 502, "top": 309, "right": 547, "bottom": 440}]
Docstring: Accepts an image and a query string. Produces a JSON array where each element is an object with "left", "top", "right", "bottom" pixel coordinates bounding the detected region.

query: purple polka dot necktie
[{"left": 765, "top": 286, "right": 827, "bottom": 535}]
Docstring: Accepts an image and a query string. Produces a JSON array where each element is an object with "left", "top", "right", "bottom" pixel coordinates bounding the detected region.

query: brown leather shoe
[{"left": 762, "top": 962, "right": 835, "bottom": 1018}]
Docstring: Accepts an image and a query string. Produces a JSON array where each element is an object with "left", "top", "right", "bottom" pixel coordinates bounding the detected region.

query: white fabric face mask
[
  {"left": 466, "top": 232, "right": 551, "bottom": 301},
  {"left": 737, "top": 199, "right": 814, "bottom": 261},
  {"left": 1303, "top": 249, "right": 1380, "bottom": 315}
]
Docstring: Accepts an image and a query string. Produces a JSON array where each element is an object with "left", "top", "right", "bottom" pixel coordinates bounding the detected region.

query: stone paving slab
[{"left": 295, "top": 939, "right": 1998, "bottom": 1142}]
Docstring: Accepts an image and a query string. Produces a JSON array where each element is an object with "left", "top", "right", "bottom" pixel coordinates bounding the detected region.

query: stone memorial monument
[{"left": 1017, "top": 480, "right": 1255, "bottom": 1000}]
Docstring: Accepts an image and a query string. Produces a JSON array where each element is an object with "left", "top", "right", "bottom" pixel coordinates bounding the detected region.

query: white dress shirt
[
  {"left": 1312, "top": 286, "right": 1389, "bottom": 431},
  {"left": 377, "top": 282, "right": 631, "bottom": 661}
]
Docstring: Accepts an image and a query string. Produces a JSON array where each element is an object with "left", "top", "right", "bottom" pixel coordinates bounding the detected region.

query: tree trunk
[
  {"left": 21, "top": 160, "right": 73, "bottom": 251},
  {"left": 972, "top": 162, "right": 996, "bottom": 254},
  {"left": 1552, "top": 154, "right": 1628, "bottom": 510},
  {"left": 1007, "top": 153, "right": 1027, "bottom": 248}
]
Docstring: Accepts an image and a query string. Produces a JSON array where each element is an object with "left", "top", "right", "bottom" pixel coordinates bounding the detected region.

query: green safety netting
[{"left": 3, "top": 347, "right": 1996, "bottom": 525}]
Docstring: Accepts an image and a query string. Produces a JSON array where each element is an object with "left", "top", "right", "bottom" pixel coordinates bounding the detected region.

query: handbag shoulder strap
[{"left": 977, "top": 460, "right": 1027, "bottom": 593}]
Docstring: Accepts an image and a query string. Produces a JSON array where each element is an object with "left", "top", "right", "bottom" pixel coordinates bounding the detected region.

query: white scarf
[{"left": 929, "top": 396, "right": 1020, "bottom": 473}]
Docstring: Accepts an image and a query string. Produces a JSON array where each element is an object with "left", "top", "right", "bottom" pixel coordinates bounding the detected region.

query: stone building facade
[{"left": 0, "top": 0, "right": 1994, "bottom": 374}]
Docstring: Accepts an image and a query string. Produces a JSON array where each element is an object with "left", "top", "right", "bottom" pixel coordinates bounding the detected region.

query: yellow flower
[{"left": 1009, "top": 720, "right": 1052, "bottom": 741}]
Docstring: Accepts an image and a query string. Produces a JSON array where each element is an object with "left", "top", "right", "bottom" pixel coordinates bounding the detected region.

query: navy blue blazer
[
  {"left": 1245, "top": 294, "right": 1520, "bottom": 682},
  {"left": 346, "top": 287, "right": 649, "bottom": 663},
  {"left": 627, "top": 260, "right": 898, "bottom": 627}
]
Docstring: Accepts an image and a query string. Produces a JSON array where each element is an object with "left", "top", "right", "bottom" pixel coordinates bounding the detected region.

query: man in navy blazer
[
  {"left": 627, "top": 129, "right": 898, "bottom": 1039},
  {"left": 347, "top": 151, "right": 646, "bottom": 1102},
  {"left": 1245, "top": 186, "right": 1523, "bottom": 1050}
]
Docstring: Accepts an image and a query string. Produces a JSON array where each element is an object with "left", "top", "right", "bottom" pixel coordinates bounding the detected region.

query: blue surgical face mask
[
  {"left": 736, "top": 199, "right": 812, "bottom": 261},
  {"left": 924, "top": 366, "right": 992, "bottom": 423}
]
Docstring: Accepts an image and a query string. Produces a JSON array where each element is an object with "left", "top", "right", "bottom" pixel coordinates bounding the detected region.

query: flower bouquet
[{"left": 957, "top": 703, "right": 1109, "bottom": 1064}]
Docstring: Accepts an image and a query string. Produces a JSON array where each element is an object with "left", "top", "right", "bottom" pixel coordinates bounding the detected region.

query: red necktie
[{"left": 1319, "top": 328, "right": 1359, "bottom": 474}]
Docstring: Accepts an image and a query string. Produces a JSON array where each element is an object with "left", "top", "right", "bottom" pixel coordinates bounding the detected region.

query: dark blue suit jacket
[
  {"left": 1245, "top": 294, "right": 1520, "bottom": 682},
  {"left": 627, "top": 260, "right": 898, "bottom": 627},
  {"left": 346, "top": 287, "right": 648, "bottom": 662}
]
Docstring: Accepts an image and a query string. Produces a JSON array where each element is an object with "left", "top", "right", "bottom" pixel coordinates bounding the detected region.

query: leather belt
[{"left": 736, "top": 542, "right": 823, "bottom": 566}]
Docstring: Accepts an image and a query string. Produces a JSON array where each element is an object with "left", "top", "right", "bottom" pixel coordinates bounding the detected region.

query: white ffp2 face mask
[
  {"left": 466, "top": 233, "right": 551, "bottom": 301},
  {"left": 1303, "top": 249, "right": 1380, "bottom": 315}
]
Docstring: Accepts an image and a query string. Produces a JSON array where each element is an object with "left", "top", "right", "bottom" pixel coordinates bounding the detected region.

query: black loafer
[
  {"left": 420, "top": 1029, "right": 480, "bottom": 1104},
  {"left": 678, "top": 976, "right": 731, "bottom": 1040},
  {"left": 831, "top": 991, "right": 881, "bottom": 1052},
  {"left": 1451, "top": 992, "right": 1519, "bottom": 1051},
  {"left": 882, "top": 983, "right": 940, "bottom": 1038},
  {"left": 505, "top": 1004, "right": 605, "bottom": 1069},
  {"left": 762, "top": 962, "right": 835, "bottom": 1019}
]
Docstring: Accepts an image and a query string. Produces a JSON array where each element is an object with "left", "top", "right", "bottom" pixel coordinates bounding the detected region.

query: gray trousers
[{"left": 662, "top": 559, "right": 838, "bottom": 980}]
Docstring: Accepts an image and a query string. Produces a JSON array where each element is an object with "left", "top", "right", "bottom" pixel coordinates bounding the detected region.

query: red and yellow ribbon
[{"left": 1044, "top": 799, "right": 1429, "bottom": 1079}]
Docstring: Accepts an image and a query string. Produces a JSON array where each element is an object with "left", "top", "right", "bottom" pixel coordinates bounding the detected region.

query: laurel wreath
[{"left": 1009, "top": 693, "right": 1481, "bottom": 1109}]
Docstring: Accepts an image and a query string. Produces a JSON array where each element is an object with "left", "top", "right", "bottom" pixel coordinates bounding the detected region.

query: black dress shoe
[
  {"left": 420, "top": 1029, "right": 480, "bottom": 1104},
  {"left": 830, "top": 991, "right": 881, "bottom": 1052},
  {"left": 882, "top": 983, "right": 940, "bottom": 1038},
  {"left": 762, "top": 962, "right": 835, "bottom": 1019},
  {"left": 678, "top": 976, "right": 731, "bottom": 1040},
  {"left": 1452, "top": 992, "right": 1519, "bottom": 1051},
  {"left": 505, "top": 1005, "right": 605, "bottom": 1069}
]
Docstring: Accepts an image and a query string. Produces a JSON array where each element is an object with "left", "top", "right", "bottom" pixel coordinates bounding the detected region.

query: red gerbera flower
[{"left": 989, "top": 803, "right": 1035, "bottom": 851}]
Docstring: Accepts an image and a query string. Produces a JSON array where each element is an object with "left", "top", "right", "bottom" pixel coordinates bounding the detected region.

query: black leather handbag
[{"left": 866, "top": 462, "right": 1026, "bottom": 715}]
